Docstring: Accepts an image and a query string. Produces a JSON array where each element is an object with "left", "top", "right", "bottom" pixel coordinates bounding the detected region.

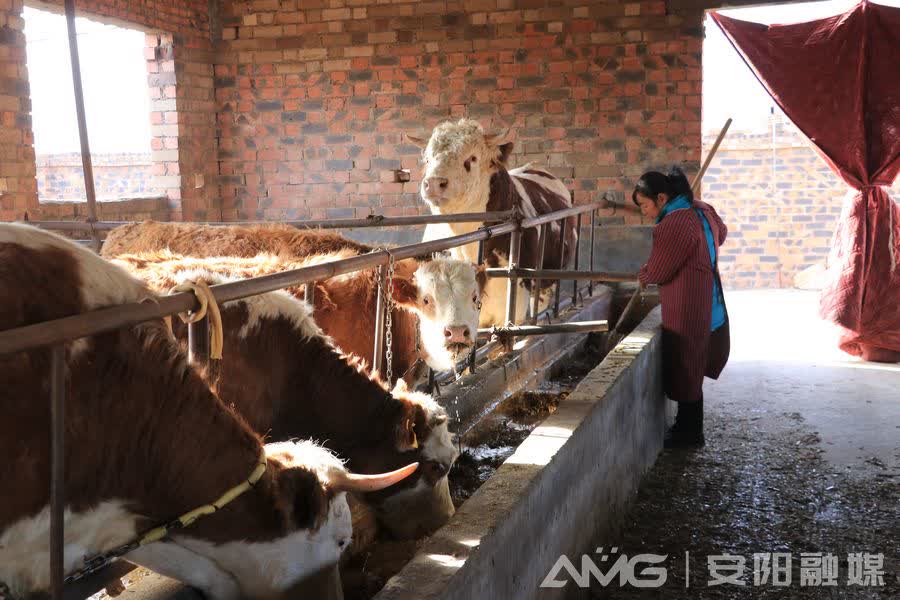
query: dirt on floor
[{"left": 574, "top": 404, "right": 899, "bottom": 600}]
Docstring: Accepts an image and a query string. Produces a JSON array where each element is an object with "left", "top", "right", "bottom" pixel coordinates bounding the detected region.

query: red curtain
[{"left": 712, "top": 1, "right": 900, "bottom": 361}]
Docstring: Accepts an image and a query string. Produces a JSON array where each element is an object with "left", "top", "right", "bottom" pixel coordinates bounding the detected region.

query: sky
[
  {"left": 23, "top": 6, "right": 152, "bottom": 154},
  {"left": 703, "top": 0, "right": 900, "bottom": 135}
]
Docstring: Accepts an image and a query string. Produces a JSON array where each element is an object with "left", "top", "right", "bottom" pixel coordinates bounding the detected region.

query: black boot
[{"left": 664, "top": 398, "right": 705, "bottom": 448}]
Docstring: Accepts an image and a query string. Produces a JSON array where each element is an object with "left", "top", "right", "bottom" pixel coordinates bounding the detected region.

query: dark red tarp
[{"left": 712, "top": 1, "right": 900, "bottom": 361}]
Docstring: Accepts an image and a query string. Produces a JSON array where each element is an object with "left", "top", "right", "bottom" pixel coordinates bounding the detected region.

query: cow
[
  {"left": 101, "top": 222, "right": 485, "bottom": 380},
  {"left": 408, "top": 119, "right": 578, "bottom": 326},
  {"left": 113, "top": 251, "right": 461, "bottom": 540},
  {"left": 0, "top": 224, "right": 418, "bottom": 600}
]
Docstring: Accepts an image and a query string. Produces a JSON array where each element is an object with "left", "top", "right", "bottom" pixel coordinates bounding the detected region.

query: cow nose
[
  {"left": 444, "top": 325, "right": 471, "bottom": 344},
  {"left": 423, "top": 177, "right": 448, "bottom": 193}
]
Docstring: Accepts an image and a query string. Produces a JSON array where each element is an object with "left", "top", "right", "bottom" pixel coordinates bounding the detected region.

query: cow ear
[
  {"left": 404, "top": 133, "right": 428, "bottom": 149},
  {"left": 391, "top": 277, "right": 419, "bottom": 308},
  {"left": 277, "top": 466, "right": 327, "bottom": 531},
  {"left": 495, "top": 141, "right": 514, "bottom": 166},
  {"left": 396, "top": 417, "right": 419, "bottom": 451},
  {"left": 484, "top": 128, "right": 510, "bottom": 146},
  {"left": 474, "top": 264, "right": 488, "bottom": 294}
]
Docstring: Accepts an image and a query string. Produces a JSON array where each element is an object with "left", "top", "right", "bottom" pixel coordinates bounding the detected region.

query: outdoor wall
[
  {"left": 35, "top": 152, "right": 156, "bottom": 201},
  {"left": 702, "top": 114, "right": 900, "bottom": 289},
  {"left": 0, "top": 0, "right": 217, "bottom": 221},
  {"left": 214, "top": 0, "right": 703, "bottom": 221}
]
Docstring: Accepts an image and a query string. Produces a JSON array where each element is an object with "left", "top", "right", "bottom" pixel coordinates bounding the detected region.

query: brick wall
[
  {"left": 3, "top": 0, "right": 705, "bottom": 225},
  {"left": 702, "top": 114, "right": 900, "bottom": 289},
  {"left": 215, "top": 0, "right": 703, "bottom": 221},
  {"left": 0, "top": 0, "right": 215, "bottom": 221},
  {"left": 35, "top": 152, "right": 157, "bottom": 201}
]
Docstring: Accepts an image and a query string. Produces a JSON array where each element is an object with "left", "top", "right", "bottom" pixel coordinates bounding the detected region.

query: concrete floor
[
  {"left": 576, "top": 289, "right": 899, "bottom": 599},
  {"left": 716, "top": 289, "right": 900, "bottom": 476}
]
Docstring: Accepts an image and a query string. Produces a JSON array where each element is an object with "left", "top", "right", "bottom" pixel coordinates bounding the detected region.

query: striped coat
[{"left": 639, "top": 200, "right": 730, "bottom": 403}]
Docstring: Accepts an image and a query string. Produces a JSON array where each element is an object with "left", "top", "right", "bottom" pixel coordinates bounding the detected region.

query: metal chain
[{"left": 383, "top": 252, "right": 395, "bottom": 384}]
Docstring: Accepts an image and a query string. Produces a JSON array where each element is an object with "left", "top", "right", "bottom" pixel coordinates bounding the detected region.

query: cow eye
[
  {"left": 470, "top": 155, "right": 476, "bottom": 163},
  {"left": 423, "top": 297, "right": 430, "bottom": 305}
]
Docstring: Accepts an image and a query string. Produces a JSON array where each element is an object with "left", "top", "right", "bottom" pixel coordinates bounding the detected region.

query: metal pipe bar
[
  {"left": 519, "top": 202, "right": 604, "bottom": 229},
  {"left": 485, "top": 268, "right": 638, "bottom": 282},
  {"left": 0, "top": 204, "right": 604, "bottom": 356},
  {"left": 469, "top": 239, "right": 485, "bottom": 375},
  {"left": 372, "top": 266, "right": 386, "bottom": 375},
  {"left": 63, "top": 0, "right": 100, "bottom": 253},
  {"left": 187, "top": 317, "right": 210, "bottom": 366},
  {"left": 50, "top": 344, "right": 65, "bottom": 600},
  {"left": 553, "top": 215, "right": 566, "bottom": 317},
  {"left": 479, "top": 320, "right": 609, "bottom": 339},
  {"left": 432, "top": 291, "right": 581, "bottom": 386},
  {"left": 572, "top": 214, "right": 582, "bottom": 306},
  {"left": 589, "top": 209, "right": 596, "bottom": 296},
  {"left": 304, "top": 282, "right": 316, "bottom": 308},
  {"left": 504, "top": 229, "right": 522, "bottom": 327},
  {"left": 30, "top": 211, "right": 515, "bottom": 233},
  {"left": 529, "top": 223, "right": 548, "bottom": 325}
]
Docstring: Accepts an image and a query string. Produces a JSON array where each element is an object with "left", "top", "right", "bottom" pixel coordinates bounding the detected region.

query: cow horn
[
  {"left": 484, "top": 128, "right": 510, "bottom": 145},
  {"left": 404, "top": 133, "right": 428, "bottom": 149},
  {"left": 331, "top": 462, "right": 419, "bottom": 493}
]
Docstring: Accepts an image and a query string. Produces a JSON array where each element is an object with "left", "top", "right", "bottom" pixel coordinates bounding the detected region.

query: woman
[{"left": 633, "top": 167, "right": 730, "bottom": 448}]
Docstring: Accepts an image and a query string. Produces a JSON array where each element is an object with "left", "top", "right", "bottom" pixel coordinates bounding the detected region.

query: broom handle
[{"left": 691, "top": 117, "right": 732, "bottom": 194}]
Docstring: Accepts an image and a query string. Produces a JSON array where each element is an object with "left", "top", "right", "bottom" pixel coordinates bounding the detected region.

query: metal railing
[{"left": 2, "top": 201, "right": 634, "bottom": 600}]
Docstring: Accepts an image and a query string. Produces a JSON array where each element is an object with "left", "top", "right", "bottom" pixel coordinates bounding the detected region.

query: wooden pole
[{"left": 691, "top": 118, "right": 732, "bottom": 194}]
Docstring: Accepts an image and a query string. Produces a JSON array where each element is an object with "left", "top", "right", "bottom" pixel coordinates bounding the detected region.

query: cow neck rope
[
  {"left": 51, "top": 449, "right": 267, "bottom": 592},
  {"left": 170, "top": 279, "right": 224, "bottom": 360}
]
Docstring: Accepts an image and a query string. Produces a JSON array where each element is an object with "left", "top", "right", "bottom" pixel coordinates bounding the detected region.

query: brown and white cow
[
  {"left": 113, "top": 252, "right": 460, "bottom": 539},
  {"left": 102, "top": 223, "right": 485, "bottom": 379},
  {"left": 409, "top": 119, "right": 578, "bottom": 326},
  {"left": 0, "top": 224, "right": 417, "bottom": 600}
]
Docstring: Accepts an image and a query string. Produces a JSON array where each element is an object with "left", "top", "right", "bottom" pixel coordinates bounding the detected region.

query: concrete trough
[{"left": 376, "top": 307, "right": 670, "bottom": 600}]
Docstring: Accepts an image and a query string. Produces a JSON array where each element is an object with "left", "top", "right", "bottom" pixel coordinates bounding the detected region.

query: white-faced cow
[
  {"left": 101, "top": 222, "right": 485, "bottom": 379},
  {"left": 0, "top": 224, "right": 417, "bottom": 600},
  {"left": 409, "top": 119, "right": 578, "bottom": 326},
  {"left": 113, "top": 253, "right": 460, "bottom": 539}
]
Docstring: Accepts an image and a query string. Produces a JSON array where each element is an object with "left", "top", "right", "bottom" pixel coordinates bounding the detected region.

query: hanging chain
[{"left": 382, "top": 252, "right": 395, "bottom": 384}]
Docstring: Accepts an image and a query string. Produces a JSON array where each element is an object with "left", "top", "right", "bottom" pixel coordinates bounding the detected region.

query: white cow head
[
  {"left": 393, "top": 256, "right": 487, "bottom": 372},
  {"left": 129, "top": 442, "right": 418, "bottom": 600},
  {"left": 407, "top": 119, "right": 513, "bottom": 214}
]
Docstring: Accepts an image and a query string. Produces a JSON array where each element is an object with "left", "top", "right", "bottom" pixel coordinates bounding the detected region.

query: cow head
[
  {"left": 389, "top": 257, "right": 486, "bottom": 373},
  {"left": 407, "top": 119, "right": 513, "bottom": 214},
  {"left": 358, "top": 380, "right": 460, "bottom": 539},
  {"left": 130, "top": 441, "right": 418, "bottom": 600}
]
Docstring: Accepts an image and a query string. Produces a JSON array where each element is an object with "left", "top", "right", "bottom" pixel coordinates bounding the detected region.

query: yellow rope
[
  {"left": 170, "top": 280, "right": 224, "bottom": 360},
  {"left": 138, "top": 448, "right": 267, "bottom": 545}
]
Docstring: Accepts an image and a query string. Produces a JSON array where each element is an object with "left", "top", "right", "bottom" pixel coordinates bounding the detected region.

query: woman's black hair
[{"left": 631, "top": 166, "right": 694, "bottom": 207}]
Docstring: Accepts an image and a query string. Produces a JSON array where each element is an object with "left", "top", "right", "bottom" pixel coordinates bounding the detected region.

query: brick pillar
[
  {"left": 146, "top": 32, "right": 181, "bottom": 218},
  {"left": 146, "top": 31, "right": 218, "bottom": 222},
  {"left": 0, "top": 0, "right": 37, "bottom": 221}
]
